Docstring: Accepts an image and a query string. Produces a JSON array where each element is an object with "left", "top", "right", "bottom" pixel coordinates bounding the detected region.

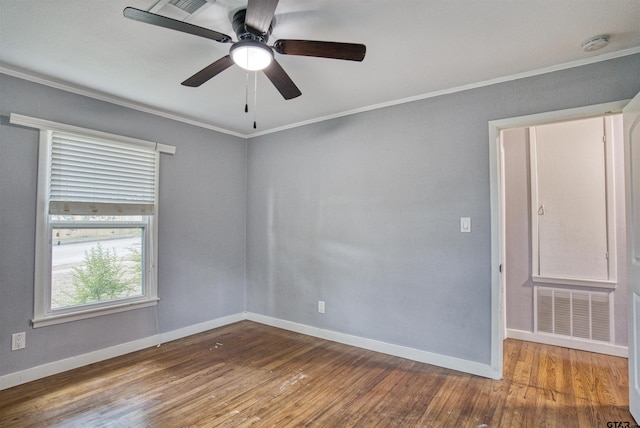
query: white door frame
[{"left": 488, "top": 100, "right": 629, "bottom": 379}]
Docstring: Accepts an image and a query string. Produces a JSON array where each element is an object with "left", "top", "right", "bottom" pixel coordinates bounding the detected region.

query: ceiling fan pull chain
[
  {"left": 253, "top": 71, "right": 258, "bottom": 129},
  {"left": 245, "top": 70, "right": 249, "bottom": 113}
]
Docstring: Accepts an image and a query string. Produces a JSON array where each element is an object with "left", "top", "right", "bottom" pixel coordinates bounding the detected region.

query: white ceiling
[{"left": 1, "top": 0, "right": 640, "bottom": 137}]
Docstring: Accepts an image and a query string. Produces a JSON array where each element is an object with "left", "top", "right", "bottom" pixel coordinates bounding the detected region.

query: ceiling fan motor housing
[{"left": 232, "top": 8, "right": 273, "bottom": 43}]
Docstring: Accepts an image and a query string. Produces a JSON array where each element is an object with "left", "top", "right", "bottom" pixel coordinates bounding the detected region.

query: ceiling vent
[{"left": 168, "top": 0, "right": 208, "bottom": 15}]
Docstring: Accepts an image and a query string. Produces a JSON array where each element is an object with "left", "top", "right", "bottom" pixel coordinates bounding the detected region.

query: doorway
[{"left": 488, "top": 100, "right": 630, "bottom": 378}]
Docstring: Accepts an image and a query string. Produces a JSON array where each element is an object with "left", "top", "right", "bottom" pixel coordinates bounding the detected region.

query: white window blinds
[{"left": 49, "top": 132, "right": 158, "bottom": 215}]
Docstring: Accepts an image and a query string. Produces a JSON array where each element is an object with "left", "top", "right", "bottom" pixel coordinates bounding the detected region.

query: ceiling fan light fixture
[{"left": 231, "top": 40, "right": 273, "bottom": 71}]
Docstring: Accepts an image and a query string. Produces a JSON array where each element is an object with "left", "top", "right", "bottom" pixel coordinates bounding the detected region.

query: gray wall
[
  {"left": 1, "top": 53, "right": 639, "bottom": 379},
  {"left": 504, "top": 122, "right": 628, "bottom": 346},
  {"left": 0, "top": 74, "right": 247, "bottom": 376},
  {"left": 247, "top": 54, "right": 640, "bottom": 364}
]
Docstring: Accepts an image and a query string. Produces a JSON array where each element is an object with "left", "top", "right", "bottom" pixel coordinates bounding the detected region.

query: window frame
[{"left": 10, "top": 114, "right": 176, "bottom": 328}]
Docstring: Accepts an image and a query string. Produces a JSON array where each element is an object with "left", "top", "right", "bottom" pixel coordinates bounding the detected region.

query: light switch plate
[{"left": 461, "top": 217, "right": 471, "bottom": 233}]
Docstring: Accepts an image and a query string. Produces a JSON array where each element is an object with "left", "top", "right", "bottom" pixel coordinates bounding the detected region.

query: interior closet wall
[{"left": 504, "top": 128, "right": 535, "bottom": 333}]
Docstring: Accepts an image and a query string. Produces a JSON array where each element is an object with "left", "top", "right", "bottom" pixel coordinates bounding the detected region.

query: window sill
[
  {"left": 532, "top": 275, "right": 616, "bottom": 290},
  {"left": 32, "top": 298, "right": 159, "bottom": 328}
]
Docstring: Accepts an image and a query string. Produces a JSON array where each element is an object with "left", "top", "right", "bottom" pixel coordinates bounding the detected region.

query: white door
[{"left": 625, "top": 90, "right": 640, "bottom": 422}]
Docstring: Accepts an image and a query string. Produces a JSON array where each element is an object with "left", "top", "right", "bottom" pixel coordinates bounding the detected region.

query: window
[{"left": 10, "top": 114, "right": 175, "bottom": 327}]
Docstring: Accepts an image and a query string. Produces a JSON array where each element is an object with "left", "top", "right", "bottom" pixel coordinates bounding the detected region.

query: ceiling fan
[{"left": 123, "top": 0, "right": 366, "bottom": 101}]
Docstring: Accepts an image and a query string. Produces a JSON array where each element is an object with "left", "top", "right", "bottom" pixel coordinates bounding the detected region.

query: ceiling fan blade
[
  {"left": 245, "top": 0, "right": 279, "bottom": 35},
  {"left": 123, "top": 7, "right": 232, "bottom": 43},
  {"left": 181, "top": 55, "right": 235, "bottom": 87},
  {"left": 262, "top": 59, "right": 301, "bottom": 100},
  {"left": 273, "top": 40, "right": 366, "bottom": 62}
]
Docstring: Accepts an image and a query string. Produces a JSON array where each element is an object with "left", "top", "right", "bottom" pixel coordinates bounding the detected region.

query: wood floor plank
[{"left": 0, "top": 322, "right": 634, "bottom": 427}]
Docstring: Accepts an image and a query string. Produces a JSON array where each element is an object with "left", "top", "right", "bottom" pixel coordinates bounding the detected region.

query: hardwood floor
[{"left": 0, "top": 320, "right": 634, "bottom": 427}]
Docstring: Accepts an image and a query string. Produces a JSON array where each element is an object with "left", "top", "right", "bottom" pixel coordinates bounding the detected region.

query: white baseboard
[
  {"left": 246, "top": 312, "right": 500, "bottom": 379},
  {"left": 0, "top": 312, "right": 245, "bottom": 391},
  {"left": 506, "top": 328, "right": 628, "bottom": 358},
  {"left": 1, "top": 311, "right": 501, "bottom": 391}
]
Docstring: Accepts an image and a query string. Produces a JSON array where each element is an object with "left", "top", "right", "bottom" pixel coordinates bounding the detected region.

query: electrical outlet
[
  {"left": 318, "top": 301, "right": 325, "bottom": 314},
  {"left": 12, "top": 332, "right": 26, "bottom": 351}
]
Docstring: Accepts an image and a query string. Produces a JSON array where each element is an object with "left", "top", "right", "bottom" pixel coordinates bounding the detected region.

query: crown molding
[
  {"left": 3, "top": 46, "right": 639, "bottom": 140},
  {"left": 0, "top": 64, "right": 246, "bottom": 139},
  {"left": 247, "top": 47, "right": 640, "bottom": 137}
]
